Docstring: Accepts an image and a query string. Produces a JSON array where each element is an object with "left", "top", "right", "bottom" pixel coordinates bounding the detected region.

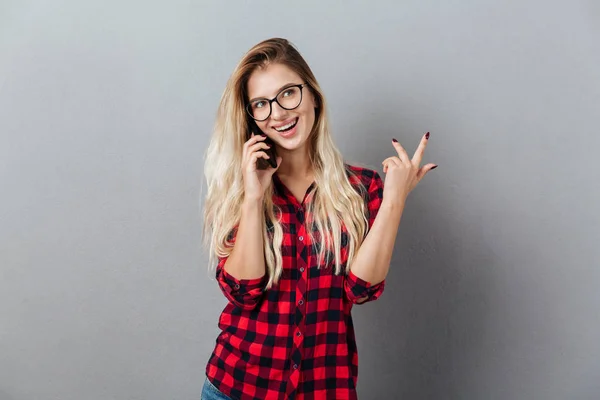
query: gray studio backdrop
[{"left": 1, "top": 1, "right": 599, "bottom": 399}]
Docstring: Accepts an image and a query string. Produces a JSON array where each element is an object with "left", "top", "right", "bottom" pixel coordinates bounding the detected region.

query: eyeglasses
[{"left": 246, "top": 83, "right": 309, "bottom": 122}]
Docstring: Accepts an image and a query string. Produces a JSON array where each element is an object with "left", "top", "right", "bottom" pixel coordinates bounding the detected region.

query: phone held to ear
[{"left": 248, "top": 118, "right": 278, "bottom": 170}]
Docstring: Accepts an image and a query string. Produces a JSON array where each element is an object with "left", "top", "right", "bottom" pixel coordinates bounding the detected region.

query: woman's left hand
[{"left": 381, "top": 132, "right": 438, "bottom": 207}]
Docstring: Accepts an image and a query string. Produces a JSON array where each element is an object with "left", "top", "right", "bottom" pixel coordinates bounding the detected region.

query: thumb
[
  {"left": 267, "top": 156, "right": 283, "bottom": 175},
  {"left": 274, "top": 156, "right": 283, "bottom": 170}
]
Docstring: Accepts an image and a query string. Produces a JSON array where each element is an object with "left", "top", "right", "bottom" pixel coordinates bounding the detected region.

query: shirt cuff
[
  {"left": 344, "top": 269, "right": 385, "bottom": 304},
  {"left": 217, "top": 263, "right": 267, "bottom": 310}
]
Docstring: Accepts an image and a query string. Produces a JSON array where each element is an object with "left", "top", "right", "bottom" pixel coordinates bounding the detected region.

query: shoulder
[{"left": 343, "top": 162, "right": 382, "bottom": 190}]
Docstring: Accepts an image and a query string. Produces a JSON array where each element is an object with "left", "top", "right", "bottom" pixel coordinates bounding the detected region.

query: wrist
[
  {"left": 243, "top": 197, "right": 264, "bottom": 211},
  {"left": 380, "top": 198, "right": 406, "bottom": 215}
]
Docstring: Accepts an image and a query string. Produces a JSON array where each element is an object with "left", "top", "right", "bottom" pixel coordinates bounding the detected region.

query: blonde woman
[{"left": 201, "top": 38, "right": 437, "bottom": 400}]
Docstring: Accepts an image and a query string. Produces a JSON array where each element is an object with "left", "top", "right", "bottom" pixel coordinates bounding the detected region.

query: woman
[{"left": 201, "top": 38, "right": 437, "bottom": 400}]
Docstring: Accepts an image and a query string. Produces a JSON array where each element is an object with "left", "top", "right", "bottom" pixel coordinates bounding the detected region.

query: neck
[{"left": 276, "top": 146, "right": 313, "bottom": 180}]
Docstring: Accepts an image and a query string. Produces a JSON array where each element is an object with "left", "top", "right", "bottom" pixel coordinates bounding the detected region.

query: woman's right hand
[{"left": 242, "top": 133, "right": 282, "bottom": 202}]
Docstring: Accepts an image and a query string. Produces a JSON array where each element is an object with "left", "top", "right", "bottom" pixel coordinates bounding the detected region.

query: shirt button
[
  {"left": 296, "top": 331, "right": 302, "bottom": 337},
  {"left": 234, "top": 284, "right": 240, "bottom": 290},
  {"left": 293, "top": 364, "right": 298, "bottom": 370},
  {"left": 299, "top": 267, "right": 305, "bottom": 273},
  {"left": 298, "top": 299, "right": 304, "bottom": 305},
  {"left": 299, "top": 236, "right": 304, "bottom": 241}
]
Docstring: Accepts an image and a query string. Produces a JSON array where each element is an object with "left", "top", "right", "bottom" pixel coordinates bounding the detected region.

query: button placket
[{"left": 292, "top": 210, "right": 307, "bottom": 375}]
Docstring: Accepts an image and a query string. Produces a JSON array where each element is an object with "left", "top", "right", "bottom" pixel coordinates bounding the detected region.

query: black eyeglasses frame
[{"left": 245, "top": 83, "right": 309, "bottom": 122}]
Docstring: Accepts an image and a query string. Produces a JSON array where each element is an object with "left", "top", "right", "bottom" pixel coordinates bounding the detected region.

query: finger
[
  {"left": 249, "top": 151, "right": 270, "bottom": 168},
  {"left": 382, "top": 157, "right": 401, "bottom": 174},
  {"left": 248, "top": 141, "right": 271, "bottom": 154},
  {"left": 243, "top": 135, "right": 267, "bottom": 158},
  {"left": 416, "top": 163, "right": 438, "bottom": 181},
  {"left": 382, "top": 156, "right": 401, "bottom": 168},
  {"left": 391, "top": 139, "right": 410, "bottom": 164},
  {"left": 245, "top": 134, "right": 266, "bottom": 147},
  {"left": 412, "top": 132, "right": 429, "bottom": 167},
  {"left": 383, "top": 162, "right": 393, "bottom": 174}
]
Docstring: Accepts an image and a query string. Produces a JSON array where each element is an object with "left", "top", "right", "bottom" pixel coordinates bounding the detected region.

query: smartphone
[{"left": 247, "top": 118, "right": 278, "bottom": 170}]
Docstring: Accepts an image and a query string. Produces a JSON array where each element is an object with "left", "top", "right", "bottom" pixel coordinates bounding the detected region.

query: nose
[{"left": 270, "top": 100, "right": 287, "bottom": 120}]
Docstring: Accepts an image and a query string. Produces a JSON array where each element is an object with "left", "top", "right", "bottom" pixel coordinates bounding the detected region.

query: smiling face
[{"left": 246, "top": 63, "right": 317, "bottom": 153}]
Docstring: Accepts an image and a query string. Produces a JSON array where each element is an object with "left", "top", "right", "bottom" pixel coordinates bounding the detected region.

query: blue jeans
[{"left": 201, "top": 377, "right": 232, "bottom": 400}]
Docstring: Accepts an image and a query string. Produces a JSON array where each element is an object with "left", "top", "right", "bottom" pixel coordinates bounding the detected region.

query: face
[{"left": 246, "top": 63, "right": 317, "bottom": 152}]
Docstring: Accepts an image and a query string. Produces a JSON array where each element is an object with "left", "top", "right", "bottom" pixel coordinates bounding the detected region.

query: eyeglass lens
[{"left": 248, "top": 86, "right": 303, "bottom": 121}]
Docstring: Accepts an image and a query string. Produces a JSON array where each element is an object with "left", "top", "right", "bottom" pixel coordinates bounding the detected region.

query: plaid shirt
[{"left": 206, "top": 164, "right": 385, "bottom": 400}]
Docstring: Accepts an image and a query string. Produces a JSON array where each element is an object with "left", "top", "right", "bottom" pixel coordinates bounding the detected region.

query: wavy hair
[{"left": 201, "top": 38, "right": 371, "bottom": 289}]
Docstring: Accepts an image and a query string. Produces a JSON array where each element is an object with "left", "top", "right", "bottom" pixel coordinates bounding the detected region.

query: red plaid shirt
[{"left": 206, "top": 164, "right": 385, "bottom": 400}]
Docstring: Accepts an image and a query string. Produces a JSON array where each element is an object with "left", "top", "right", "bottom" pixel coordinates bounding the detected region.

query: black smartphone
[{"left": 247, "top": 118, "right": 278, "bottom": 170}]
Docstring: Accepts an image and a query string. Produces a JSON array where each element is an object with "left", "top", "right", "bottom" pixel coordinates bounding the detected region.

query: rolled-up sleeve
[
  {"left": 345, "top": 169, "right": 386, "bottom": 304},
  {"left": 216, "top": 256, "right": 267, "bottom": 310},
  {"left": 344, "top": 268, "right": 385, "bottom": 304},
  {"left": 215, "top": 226, "right": 267, "bottom": 310}
]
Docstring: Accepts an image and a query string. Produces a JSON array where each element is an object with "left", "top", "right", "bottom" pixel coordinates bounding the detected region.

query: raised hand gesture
[{"left": 381, "top": 132, "right": 438, "bottom": 207}]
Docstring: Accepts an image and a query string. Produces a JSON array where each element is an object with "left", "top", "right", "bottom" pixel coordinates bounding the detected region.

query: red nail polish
[
  {"left": 425, "top": 132, "right": 430, "bottom": 140},
  {"left": 431, "top": 165, "right": 438, "bottom": 170},
  {"left": 392, "top": 138, "right": 398, "bottom": 143}
]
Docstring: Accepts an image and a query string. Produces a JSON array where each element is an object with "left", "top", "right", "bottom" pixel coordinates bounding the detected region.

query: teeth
[{"left": 275, "top": 119, "right": 297, "bottom": 132}]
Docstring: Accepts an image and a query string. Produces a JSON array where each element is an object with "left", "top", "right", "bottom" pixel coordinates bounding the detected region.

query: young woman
[{"left": 201, "top": 38, "right": 437, "bottom": 400}]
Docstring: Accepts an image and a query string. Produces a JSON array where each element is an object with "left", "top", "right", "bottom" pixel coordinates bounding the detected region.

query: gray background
[{"left": 1, "top": 1, "right": 599, "bottom": 399}]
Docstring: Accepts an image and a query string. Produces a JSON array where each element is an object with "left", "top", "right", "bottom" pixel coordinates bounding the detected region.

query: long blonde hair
[{"left": 202, "top": 38, "right": 371, "bottom": 289}]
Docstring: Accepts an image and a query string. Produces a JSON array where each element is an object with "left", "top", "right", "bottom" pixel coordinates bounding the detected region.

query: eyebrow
[{"left": 248, "top": 83, "right": 300, "bottom": 103}]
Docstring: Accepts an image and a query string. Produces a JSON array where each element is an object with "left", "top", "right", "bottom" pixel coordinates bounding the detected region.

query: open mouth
[{"left": 273, "top": 118, "right": 298, "bottom": 133}]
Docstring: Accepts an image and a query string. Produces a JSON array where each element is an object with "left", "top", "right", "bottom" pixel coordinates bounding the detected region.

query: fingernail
[
  {"left": 431, "top": 165, "right": 438, "bottom": 170},
  {"left": 425, "top": 132, "right": 430, "bottom": 140},
  {"left": 392, "top": 138, "right": 398, "bottom": 143}
]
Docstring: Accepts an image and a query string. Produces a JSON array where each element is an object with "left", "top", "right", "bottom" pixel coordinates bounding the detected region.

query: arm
[
  {"left": 216, "top": 199, "right": 268, "bottom": 310},
  {"left": 345, "top": 171, "right": 402, "bottom": 304},
  {"left": 346, "top": 133, "right": 437, "bottom": 304},
  {"left": 350, "top": 200, "right": 403, "bottom": 286}
]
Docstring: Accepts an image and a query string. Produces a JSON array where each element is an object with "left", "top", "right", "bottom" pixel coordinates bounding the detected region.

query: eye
[
  {"left": 282, "top": 89, "right": 293, "bottom": 97},
  {"left": 253, "top": 100, "right": 266, "bottom": 109}
]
